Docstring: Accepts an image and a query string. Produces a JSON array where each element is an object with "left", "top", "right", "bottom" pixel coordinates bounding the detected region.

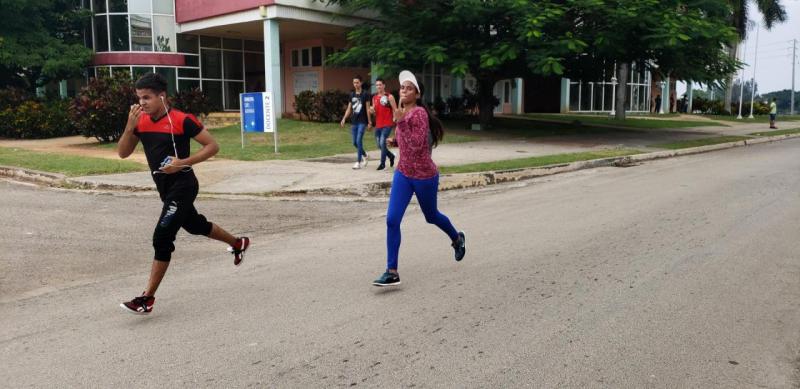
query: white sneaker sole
[
  {"left": 372, "top": 281, "right": 401, "bottom": 287},
  {"left": 119, "top": 303, "right": 151, "bottom": 315}
]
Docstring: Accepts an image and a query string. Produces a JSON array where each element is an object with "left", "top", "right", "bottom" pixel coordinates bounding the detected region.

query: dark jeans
[{"left": 374, "top": 126, "right": 395, "bottom": 166}]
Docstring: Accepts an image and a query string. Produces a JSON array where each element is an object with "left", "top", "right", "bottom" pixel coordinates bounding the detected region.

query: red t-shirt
[{"left": 372, "top": 93, "right": 394, "bottom": 128}]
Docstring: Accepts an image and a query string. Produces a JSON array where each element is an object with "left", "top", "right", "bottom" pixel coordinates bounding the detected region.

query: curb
[{"left": 2, "top": 133, "right": 799, "bottom": 196}]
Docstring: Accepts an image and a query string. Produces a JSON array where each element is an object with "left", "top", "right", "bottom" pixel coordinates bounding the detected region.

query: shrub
[
  {"left": 71, "top": 76, "right": 137, "bottom": 142},
  {"left": 173, "top": 87, "right": 213, "bottom": 118},
  {"left": 446, "top": 96, "right": 465, "bottom": 116},
  {"left": 293, "top": 90, "right": 349, "bottom": 122},
  {"left": 0, "top": 87, "right": 32, "bottom": 110},
  {"left": 0, "top": 99, "right": 78, "bottom": 139}
]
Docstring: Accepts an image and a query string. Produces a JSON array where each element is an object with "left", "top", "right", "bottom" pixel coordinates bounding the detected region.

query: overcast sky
[{"left": 678, "top": 0, "right": 800, "bottom": 96}]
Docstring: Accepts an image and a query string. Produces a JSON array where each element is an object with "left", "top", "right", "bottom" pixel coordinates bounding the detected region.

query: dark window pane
[
  {"left": 108, "top": 0, "right": 127, "bottom": 12},
  {"left": 178, "top": 67, "right": 199, "bottom": 78},
  {"left": 94, "top": 15, "right": 109, "bottom": 52},
  {"left": 200, "top": 49, "right": 222, "bottom": 79},
  {"left": 223, "top": 38, "right": 242, "bottom": 50},
  {"left": 130, "top": 14, "right": 152, "bottom": 51},
  {"left": 177, "top": 34, "right": 198, "bottom": 54},
  {"left": 324, "top": 46, "right": 333, "bottom": 61},
  {"left": 301, "top": 49, "right": 309, "bottom": 67},
  {"left": 291, "top": 50, "right": 298, "bottom": 67},
  {"left": 223, "top": 51, "right": 243, "bottom": 80},
  {"left": 128, "top": 0, "right": 150, "bottom": 13},
  {"left": 184, "top": 54, "right": 199, "bottom": 67},
  {"left": 133, "top": 66, "right": 153, "bottom": 78},
  {"left": 92, "top": 0, "right": 106, "bottom": 13},
  {"left": 153, "top": 0, "right": 173, "bottom": 14},
  {"left": 244, "top": 40, "right": 262, "bottom": 52},
  {"left": 155, "top": 67, "right": 177, "bottom": 95},
  {"left": 178, "top": 79, "right": 200, "bottom": 92},
  {"left": 245, "top": 52, "right": 264, "bottom": 92},
  {"left": 84, "top": 24, "right": 94, "bottom": 50},
  {"left": 202, "top": 80, "right": 223, "bottom": 110},
  {"left": 312, "top": 47, "right": 322, "bottom": 67},
  {"left": 200, "top": 35, "right": 221, "bottom": 48},
  {"left": 109, "top": 15, "right": 129, "bottom": 51},
  {"left": 224, "top": 81, "right": 243, "bottom": 110},
  {"left": 153, "top": 15, "right": 175, "bottom": 52}
]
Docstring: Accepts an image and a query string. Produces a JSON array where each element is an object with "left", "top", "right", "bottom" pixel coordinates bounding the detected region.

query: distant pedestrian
[
  {"left": 654, "top": 94, "right": 662, "bottom": 114},
  {"left": 340, "top": 75, "right": 372, "bottom": 169},
  {"left": 370, "top": 78, "right": 397, "bottom": 170},
  {"left": 372, "top": 70, "right": 466, "bottom": 287},
  {"left": 769, "top": 98, "right": 778, "bottom": 129}
]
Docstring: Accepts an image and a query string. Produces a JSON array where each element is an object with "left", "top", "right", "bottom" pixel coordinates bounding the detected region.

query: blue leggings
[{"left": 386, "top": 170, "right": 459, "bottom": 270}]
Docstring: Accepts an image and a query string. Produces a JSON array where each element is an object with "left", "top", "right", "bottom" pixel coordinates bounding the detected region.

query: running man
[
  {"left": 117, "top": 73, "right": 250, "bottom": 315},
  {"left": 373, "top": 71, "right": 466, "bottom": 287},
  {"left": 340, "top": 75, "right": 372, "bottom": 169},
  {"left": 769, "top": 97, "right": 778, "bottom": 129},
  {"left": 370, "top": 78, "right": 397, "bottom": 170}
]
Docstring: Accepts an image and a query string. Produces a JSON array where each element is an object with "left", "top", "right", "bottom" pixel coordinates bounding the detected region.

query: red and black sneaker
[
  {"left": 120, "top": 293, "right": 155, "bottom": 315},
  {"left": 230, "top": 237, "right": 250, "bottom": 266}
]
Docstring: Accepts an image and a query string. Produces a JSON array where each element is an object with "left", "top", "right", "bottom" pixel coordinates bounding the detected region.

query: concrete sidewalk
[{"left": 64, "top": 118, "right": 794, "bottom": 196}]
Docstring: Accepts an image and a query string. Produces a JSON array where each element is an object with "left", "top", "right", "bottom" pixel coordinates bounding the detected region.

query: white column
[{"left": 263, "top": 19, "right": 282, "bottom": 118}]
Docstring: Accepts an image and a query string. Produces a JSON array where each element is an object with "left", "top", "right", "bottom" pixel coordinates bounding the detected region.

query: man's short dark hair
[
  {"left": 375, "top": 78, "right": 385, "bottom": 84},
  {"left": 353, "top": 75, "right": 363, "bottom": 82},
  {"left": 135, "top": 72, "right": 168, "bottom": 93}
]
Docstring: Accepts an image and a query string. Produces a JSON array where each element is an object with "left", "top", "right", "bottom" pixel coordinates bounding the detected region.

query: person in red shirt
[
  {"left": 116, "top": 73, "right": 250, "bottom": 315},
  {"left": 372, "top": 71, "right": 466, "bottom": 287},
  {"left": 369, "top": 78, "right": 397, "bottom": 170}
]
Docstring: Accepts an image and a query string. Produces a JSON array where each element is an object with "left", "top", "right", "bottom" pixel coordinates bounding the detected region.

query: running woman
[
  {"left": 370, "top": 78, "right": 397, "bottom": 170},
  {"left": 340, "top": 75, "right": 372, "bottom": 169},
  {"left": 373, "top": 71, "right": 466, "bottom": 287},
  {"left": 117, "top": 73, "right": 250, "bottom": 314}
]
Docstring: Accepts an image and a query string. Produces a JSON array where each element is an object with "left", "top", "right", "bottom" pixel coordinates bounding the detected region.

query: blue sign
[{"left": 241, "top": 92, "right": 265, "bottom": 133}]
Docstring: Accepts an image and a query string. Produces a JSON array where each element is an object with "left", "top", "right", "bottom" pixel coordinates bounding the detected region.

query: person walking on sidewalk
[
  {"left": 370, "top": 78, "right": 397, "bottom": 170},
  {"left": 769, "top": 98, "right": 778, "bottom": 129},
  {"left": 117, "top": 73, "right": 250, "bottom": 315},
  {"left": 340, "top": 75, "right": 372, "bottom": 169},
  {"left": 373, "top": 71, "right": 466, "bottom": 287}
]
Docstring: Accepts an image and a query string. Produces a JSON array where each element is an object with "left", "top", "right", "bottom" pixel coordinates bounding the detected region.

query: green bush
[
  {"left": 293, "top": 90, "right": 349, "bottom": 122},
  {"left": 71, "top": 76, "right": 137, "bottom": 142},
  {"left": 173, "top": 87, "right": 213, "bottom": 118},
  {"left": 0, "top": 99, "right": 78, "bottom": 139},
  {"left": 0, "top": 87, "right": 32, "bottom": 110}
]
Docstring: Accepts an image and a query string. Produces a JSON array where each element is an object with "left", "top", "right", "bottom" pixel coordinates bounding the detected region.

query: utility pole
[
  {"left": 792, "top": 38, "right": 797, "bottom": 115},
  {"left": 748, "top": 24, "right": 759, "bottom": 119},
  {"left": 737, "top": 39, "right": 747, "bottom": 119}
]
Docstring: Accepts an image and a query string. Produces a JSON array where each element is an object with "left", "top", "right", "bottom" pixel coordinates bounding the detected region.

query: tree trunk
[
  {"left": 477, "top": 77, "right": 496, "bottom": 129},
  {"left": 724, "top": 42, "right": 739, "bottom": 114},
  {"left": 614, "top": 62, "right": 629, "bottom": 120}
]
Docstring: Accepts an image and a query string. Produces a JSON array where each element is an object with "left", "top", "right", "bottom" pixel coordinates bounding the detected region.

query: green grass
[
  {"left": 439, "top": 148, "right": 643, "bottom": 174},
  {"left": 0, "top": 147, "right": 146, "bottom": 176},
  {"left": 96, "top": 119, "right": 477, "bottom": 161},
  {"left": 522, "top": 113, "right": 723, "bottom": 129},
  {"left": 704, "top": 114, "right": 800, "bottom": 123},
  {"left": 650, "top": 136, "right": 751, "bottom": 150},
  {"left": 749, "top": 128, "right": 800, "bottom": 137}
]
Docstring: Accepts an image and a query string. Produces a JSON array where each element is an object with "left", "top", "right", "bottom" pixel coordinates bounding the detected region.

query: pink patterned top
[{"left": 396, "top": 106, "right": 438, "bottom": 179}]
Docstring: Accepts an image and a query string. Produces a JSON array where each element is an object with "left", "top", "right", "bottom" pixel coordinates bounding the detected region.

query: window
[
  {"left": 133, "top": 66, "right": 153, "bottom": 78},
  {"left": 301, "top": 49, "right": 310, "bottom": 67},
  {"left": 130, "top": 14, "right": 152, "bottom": 51},
  {"left": 244, "top": 40, "right": 263, "bottom": 52},
  {"left": 177, "top": 34, "right": 198, "bottom": 54},
  {"left": 224, "top": 81, "right": 243, "bottom": 110},
  {"left": 179, "top": 79, "right": 200, "bottom": 91},
  {"left": 223, "top": 51, "right": 243, "bottom": 80},
  {"left": 184, "top": 55, "right": 199, "bottom": 67},
  {"left": 179, "top": 68, "right": 199, "bottom": 78},
  {"left": 291, "top": 50, "right": 298, "bottom": 67},
  {"left": 202, "top": 80, "right": 223, "bottom": 110},
  {"left": 152, "top": 16, "right": 175, "bottom": 52},
  {"left": 311, "top": 47, "right": 322, "bottom": 67},
  {"left": 109, "top": 15, "right": 129, "bottom": 51},
  {"left": 92, "top": 0, "right": 106, "bottom": 13},
  {"left": 108, "top": 0, "right": 127, "bottom": 13},
  {"left": 129, "top": 0, "right": 151, "bottom": 14},
  {"left": 94, "top": 15, "right": 109, "bottom": 52},
  {"left": 504, "top": 81, "right": 510, "bottom": 103},
  {"left": 155, "top": 67, "right": 177, "bottom": 95},
  {"left": 201, "top": 49, "right": 222, "bottom": 79},
  {"left": 200, "top": 36, "right": 221, "bottom": 49},
  {"left": 153, "top": 0, "right": 174, "bottom": 14},
  {"left": 223, "top": 38, "right": 242, "bottom": 50}
]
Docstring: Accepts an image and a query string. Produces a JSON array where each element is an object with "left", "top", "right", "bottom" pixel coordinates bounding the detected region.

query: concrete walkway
[{"left": 3, "top": 117, "right": 797, "bottom": 195}]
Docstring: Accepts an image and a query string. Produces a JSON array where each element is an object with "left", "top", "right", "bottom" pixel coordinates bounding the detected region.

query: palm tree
[{"left": 723, "top": 0, "right": 787, "bottom": 113}]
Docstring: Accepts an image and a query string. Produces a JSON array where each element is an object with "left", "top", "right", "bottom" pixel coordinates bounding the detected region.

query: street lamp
[
  {"left": 659, "top": 81, "right": 666, "bottom": 114},
  {"left": 609, "top": 76, "right": 618, "bottom": 117}
]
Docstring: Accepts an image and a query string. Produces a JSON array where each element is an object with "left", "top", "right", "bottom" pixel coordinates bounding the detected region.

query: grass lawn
[
  {"left": 749, "top": 128, "right": 800, "bottom": 137},
  {"left": 0, "top": 146, "right": 145, "bottom": 176},
  {"left": 704, "top": 114, "right": 800, "bottom": 123},
  {"left": 522, "top": 113, "right": 723, "bottom": 129},
  {"left": 650, "top": 136, "right": 751, "bottom": 150},
  {"left": 95, "top": 119, "right": 478, "bottom": 161},
  {"left": 439, "top": 148, "right": 643, "bottom": 174}
]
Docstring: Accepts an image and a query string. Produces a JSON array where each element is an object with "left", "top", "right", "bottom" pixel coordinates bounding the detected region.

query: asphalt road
[{"left": 2, "top": 139, "right": 800, "bottom": 388}]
